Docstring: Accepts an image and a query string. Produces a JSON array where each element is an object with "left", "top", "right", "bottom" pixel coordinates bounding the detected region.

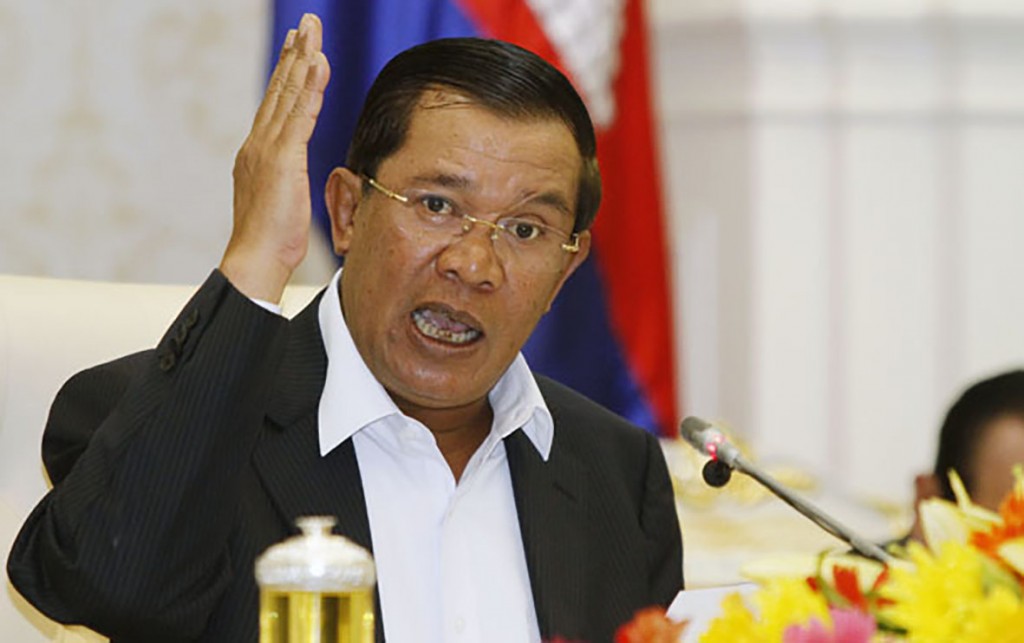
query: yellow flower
[
  {"left": 756, "top": 577, "right": 830, "bottom": 639},
  {"left": 961, "top": 585, "right": 1024, "bottom": 643},
  {"left": 700, "top": 578, "right": 829, "bottom": 643},
  {"left": 880, "top": 540, "right": 1018, "bottom": 641},
  {"left": 697, "top": 471, "right": 1024, "bottom": 642},
  {"left": 700, "top": 593, "right": 759, "bottom": 643}
]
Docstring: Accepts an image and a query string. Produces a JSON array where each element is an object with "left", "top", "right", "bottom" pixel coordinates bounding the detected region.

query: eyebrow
[
  {"left": 408, "top": 172, "right": 472, "bottom": 190},
  {"left": 408, "top": 172, "right": 575, "bottom": 219},
  {"left": 527, "top": 191, "right": 574, "bottom": 219}
]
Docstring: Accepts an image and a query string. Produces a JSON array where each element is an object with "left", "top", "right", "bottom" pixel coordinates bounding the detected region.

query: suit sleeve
[
  {"left": 6, "top": 270, "right": 288, "bottom": 640},
  {"left": 640, "top": 431, "right": 684, "bottom": 604}
]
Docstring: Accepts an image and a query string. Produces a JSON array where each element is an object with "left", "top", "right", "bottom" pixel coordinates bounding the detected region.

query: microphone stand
[
  {"left": 682, "top": 417, "right": 894, "bottom": 564},
  {"left": 725, "top": 452, "right": 894, "bottom": 564}
]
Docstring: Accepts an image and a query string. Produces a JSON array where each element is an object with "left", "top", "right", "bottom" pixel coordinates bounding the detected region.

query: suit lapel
[
  {"left": 252, "top": 416, "right": 373, "bottom": 552},
  {"left": 250, "top": 292, "right": 385, "bottom": 639},
  {"left": 250, "top": 289, "right": 372, "bottom": 550},
  {"left": 505, "top": 427, "right": 589, "bottom": 641}
]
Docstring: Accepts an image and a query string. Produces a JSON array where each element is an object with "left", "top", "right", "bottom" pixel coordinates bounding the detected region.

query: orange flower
[
  {"left": 614, "top": 607, "right": 688, "bottom": 643},
  {"left": 970, "top": 476, "right": 1024, "bottom": 559},
  {"left": 832, "top": 566, "right": 867, "bottom": 612},
  {"left": 807, "top": 564, "right": 893, "bottom": 614}
]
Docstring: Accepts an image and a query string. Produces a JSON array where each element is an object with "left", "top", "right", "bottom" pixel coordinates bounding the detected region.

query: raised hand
[{"left": 220, "top": 13, "right": 331, "bottom": 303}]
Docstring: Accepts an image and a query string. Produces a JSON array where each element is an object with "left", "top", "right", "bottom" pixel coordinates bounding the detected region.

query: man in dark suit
[{"left": 8, "top": 13, "right": 682, "bottom": 643}]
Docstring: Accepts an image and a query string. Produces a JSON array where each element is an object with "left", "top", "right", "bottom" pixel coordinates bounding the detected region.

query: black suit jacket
[{"left": 8, "top": 271, "right": 683, "bottom": 643}]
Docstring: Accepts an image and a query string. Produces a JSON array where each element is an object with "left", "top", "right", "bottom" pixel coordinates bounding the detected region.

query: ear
[
  {"left": 324, "top": 167, "right": 363, "bottom": 256},
  {"left": 909, "top": 472, "right": 941, "bottom": 543},
  {"left": 543, "top": 230, "right": 591, "bottom": 313},
  {"left": 913, "top": 473, "right": 941, "bottom": 506}
]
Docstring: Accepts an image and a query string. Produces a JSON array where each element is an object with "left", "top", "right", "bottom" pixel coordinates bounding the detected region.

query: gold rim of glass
[{"left": 362, "top": 175, "right": 580, "bottom": 254}]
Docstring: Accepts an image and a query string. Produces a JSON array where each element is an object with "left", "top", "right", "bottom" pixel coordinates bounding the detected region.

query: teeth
[{"left": 413, "top": 310, "right": 481, "bottom": 345}]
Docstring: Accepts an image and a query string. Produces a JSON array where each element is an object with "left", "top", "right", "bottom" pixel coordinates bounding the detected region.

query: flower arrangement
[
  {"left": 615, "top": 607, "right": 688, "bottom": 642},
  {"left": 614, "top": 467, "right": 1024, "bottom": 642}
]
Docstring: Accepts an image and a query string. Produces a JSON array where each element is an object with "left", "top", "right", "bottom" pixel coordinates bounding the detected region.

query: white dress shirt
[{"left": 316, "top": 269, "right": 551, "bottom": 643}]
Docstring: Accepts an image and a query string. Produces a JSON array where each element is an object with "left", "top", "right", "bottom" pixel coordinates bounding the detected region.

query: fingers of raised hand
[
  {"left": 255, "top": 14, "right": 324, "bottom": 139},
  {"left": 280, "top": 52, "right": 330, "bottom": 144},
  {"left": 303, "top": 12, "right": 323, "bottom": 54},
  {"left": 253, "top": 28, "right": 297, "bottom": 133},
  {"left": 266, "top": 14, "right": 323, "bottom": 137}
]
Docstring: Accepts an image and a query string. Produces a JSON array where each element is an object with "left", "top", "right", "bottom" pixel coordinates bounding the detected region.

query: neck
[{"left": 393, "top": 395, "right": 494, "bottom": 482}]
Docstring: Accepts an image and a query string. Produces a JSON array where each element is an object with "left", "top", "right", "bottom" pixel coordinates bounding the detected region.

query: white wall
[
  {"left": 651, "top": 0, "right": 1024, "bottom": 504},
  {"left": 0, "top": 0, "right": 333, "bottom": 285},
  {"left": 3, "top": 0, "right": 1024, "bottom": 508}
]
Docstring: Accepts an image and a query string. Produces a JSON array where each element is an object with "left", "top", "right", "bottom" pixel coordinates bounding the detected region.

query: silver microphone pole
[{"left": 680, "top": 417, "right": 894, "bottom": 565}]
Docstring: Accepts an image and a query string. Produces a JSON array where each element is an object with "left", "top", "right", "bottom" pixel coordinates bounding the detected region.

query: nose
[
  {"left": 460, "top": 214, "right": 502, "bottom": 241},
  {"left": 435, "top": 221, "right": 505, "bottom": 290}
]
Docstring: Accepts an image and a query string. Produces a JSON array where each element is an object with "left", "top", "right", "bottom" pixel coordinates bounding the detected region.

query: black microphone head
[{"left": 702, "top": 459, "right": 732, "bottom": 488}]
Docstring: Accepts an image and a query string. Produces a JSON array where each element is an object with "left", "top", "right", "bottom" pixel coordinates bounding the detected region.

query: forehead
[
  {"left": 972, "top": 414, "right": 1024, "bottom": 467},
  {"left": 968, "top": 414, "right": 1024, "bottom": 502},
  {"left": 377, "top": 91, "right": 582, "bottom": 202}
]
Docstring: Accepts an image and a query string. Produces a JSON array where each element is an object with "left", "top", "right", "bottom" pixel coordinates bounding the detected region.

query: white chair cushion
[{"left": 0, "top": 274, "right": 318, "bottom": 641}]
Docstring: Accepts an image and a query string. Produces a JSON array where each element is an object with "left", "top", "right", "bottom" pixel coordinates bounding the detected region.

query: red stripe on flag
[
  {"left": 592, "top": 0, "right": 679, "bottom": 435},
  {"left": 458, "top": 0, "right": 679, "bottom": 435}
]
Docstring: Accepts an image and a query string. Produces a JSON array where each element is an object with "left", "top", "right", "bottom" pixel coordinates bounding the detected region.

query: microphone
[
  {"left": 680, "top": 417, "right": 740, "bottom": 467},
  {"left": 701, "top": 459, "right": 733, "bottom": 488},
  {"left": 679, "top": 416, "right": 893, "bottom": 564}
]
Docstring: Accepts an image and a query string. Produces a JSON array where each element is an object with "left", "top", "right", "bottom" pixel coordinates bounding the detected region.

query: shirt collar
[{"left": 317, "top": 268, "right": 554, "bottom": 460}]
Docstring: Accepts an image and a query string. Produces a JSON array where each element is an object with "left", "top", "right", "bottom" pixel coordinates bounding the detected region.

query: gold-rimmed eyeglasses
[{"left": 362, "top": 175, "right": 581, "bottom": 262}]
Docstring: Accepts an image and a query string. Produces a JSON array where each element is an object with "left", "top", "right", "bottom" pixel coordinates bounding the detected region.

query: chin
[
  {"left": 387, "top": 372, "right": 484, "bottom": 408},
  {"left": 412, "top": 385, "right": 486, "bottom": 409}
]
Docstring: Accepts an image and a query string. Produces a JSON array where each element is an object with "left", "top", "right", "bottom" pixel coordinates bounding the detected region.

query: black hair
[
  {"left": 933, "top": 369, "right": 1024, "bottom": 500},
  {"left": 346, "top": 37, "right": 601, "bottom": 233}
]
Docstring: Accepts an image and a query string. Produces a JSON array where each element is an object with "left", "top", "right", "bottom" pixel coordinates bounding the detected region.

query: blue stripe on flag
[
  {"left": 524, "top": 251, "right": 659, "bottom": 431},
  {"left": 270, "top": 0, "right": 479, "bottom": 243}
]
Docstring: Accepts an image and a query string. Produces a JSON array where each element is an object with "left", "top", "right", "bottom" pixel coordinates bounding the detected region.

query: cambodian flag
[{"left": 270, "top": 0, "right": 678, "bottom": 436}]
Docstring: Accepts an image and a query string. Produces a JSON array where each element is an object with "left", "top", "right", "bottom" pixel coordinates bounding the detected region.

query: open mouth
[{"left": 412, "top": 306, "right": 483, "bottom": 346}]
